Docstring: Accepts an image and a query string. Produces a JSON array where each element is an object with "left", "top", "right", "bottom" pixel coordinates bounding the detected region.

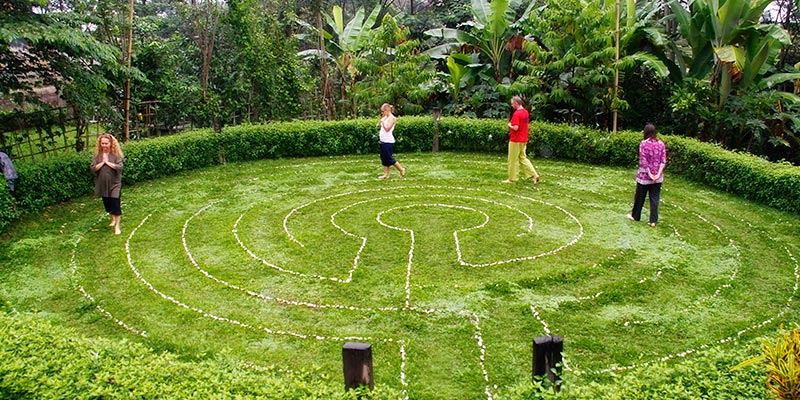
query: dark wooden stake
[
  {"left": 532, "top": 335, "right": 563, "bottom": 391},
  {"left": 343, "top": 342, "right": 374, "bottom": 391}
]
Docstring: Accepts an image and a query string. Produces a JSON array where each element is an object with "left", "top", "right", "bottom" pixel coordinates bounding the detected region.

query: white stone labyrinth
[{"left": 70, "top": 161, "right": 800, "bottom": 400}]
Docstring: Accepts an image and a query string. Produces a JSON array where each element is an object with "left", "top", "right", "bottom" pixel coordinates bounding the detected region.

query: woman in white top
[{"left": 377, "top": 103, "right": 406, "bottom": 179}]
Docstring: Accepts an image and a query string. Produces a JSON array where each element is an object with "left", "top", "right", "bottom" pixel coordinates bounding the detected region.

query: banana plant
[
  {"left": 296, "top": 5, "right": 381, "bottom": 117},
  {"left": 508, "top": 0, "right": 669, "bottom": 126},
  {"left": 668, "top": 0, "right": 800, "bottom": 107},
  {"left": 442, "top": 53, "right": 476, "bottom": 105},
  {"left": 424, "top": 0, "right": 535, "bottom": 82}
]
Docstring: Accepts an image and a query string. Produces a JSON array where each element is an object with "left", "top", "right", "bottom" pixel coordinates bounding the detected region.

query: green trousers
[{"left": 507, "top": 141, "right": 538, "bottom": 182}]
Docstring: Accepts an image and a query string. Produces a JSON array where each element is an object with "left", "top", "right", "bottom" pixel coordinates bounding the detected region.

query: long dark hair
[{"left": 643, "top": 123, "right": 657, "bottom": 140}]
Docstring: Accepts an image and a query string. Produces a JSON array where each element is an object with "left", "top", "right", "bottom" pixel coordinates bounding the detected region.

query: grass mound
[{"left": 1, "top": 153, "right": 797, "bottom": 399}]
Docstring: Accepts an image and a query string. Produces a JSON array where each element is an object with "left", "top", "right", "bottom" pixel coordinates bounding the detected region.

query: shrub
[
  {"left": 0, "top": 180, "right": 19, "bottom": 233},
  {"left": 12, "top": 151, "right": 94, "bottom": 212},
  {"left": 0, "top": 311, "right": 402, "bottom": 399},
  {"left": 666, "top": 137, "right": 800, "bottom": 213},
  {"left": 122, "top": 128, "right": 221, "bottom": 183},
  {"left": 733, "top": 326, "right": 800, "bottom": 400}
]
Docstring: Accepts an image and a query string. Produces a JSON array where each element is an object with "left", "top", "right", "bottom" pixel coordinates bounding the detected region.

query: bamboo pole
[
  {"left": 124, "top": 0, "right": 133, "bottom": 142},
  {"left": 613, "top": 0, "right": 620, "bottom": 134}
]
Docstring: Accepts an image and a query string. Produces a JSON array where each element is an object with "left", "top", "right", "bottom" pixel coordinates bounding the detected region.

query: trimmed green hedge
[
  {"left": 1, "top": 118, "right": 799, "bottom": 234},
  {"left": 0, "top": 312, "right": 401, "bottom": 399}
]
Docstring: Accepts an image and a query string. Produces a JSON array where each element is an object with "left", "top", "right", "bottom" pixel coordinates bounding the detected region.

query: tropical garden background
[
  {"left": 3, "top": 0, "right": 800, "bottom": 398},
  {"left": 2, "top": 0, "right": 800, "bottom": 162}
]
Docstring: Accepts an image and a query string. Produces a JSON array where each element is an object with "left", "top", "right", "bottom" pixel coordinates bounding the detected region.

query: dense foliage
[{"left": 4, "top": 0, "right": 800, "bottom": 162}]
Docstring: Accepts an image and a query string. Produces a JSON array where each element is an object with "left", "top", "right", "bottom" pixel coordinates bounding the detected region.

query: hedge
[
  {"left": 1, "top": 118, "right": 799, "bottom": 234},
  {"left": 0, "top": 311, "right": 401, "bottom": 400}
]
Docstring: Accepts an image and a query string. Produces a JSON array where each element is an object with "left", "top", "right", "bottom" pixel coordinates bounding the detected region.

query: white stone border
[{"left": 68, "top": 160, "right": 800, "bottom": 396}]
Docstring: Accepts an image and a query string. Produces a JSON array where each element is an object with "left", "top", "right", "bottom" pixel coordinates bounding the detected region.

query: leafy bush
[
  {"left": 122, "top": 128, "right": 221, "bottom": 182},
  {"left": 1, "top": 118, "right": 798, "bottom": 233},
  {"left": 0, "top": 312, "right": 402, "bottom": 399},
  {"left": 666, "top": 137, "right": 800, "bottom": 213},
  {"left": 733, "top": 327, "right": 800, "bottom": 400},
  {"left": 12, "top": 151, "right": 94, "bottom": 212},
  {"left": 0, "top": 181, "right": 19, "bottom": 233},
  {"left": 497, "top": 345, "right": 769, "bottom": 399}
]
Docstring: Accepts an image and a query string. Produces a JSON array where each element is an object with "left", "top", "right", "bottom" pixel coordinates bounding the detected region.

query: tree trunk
[
  {"left": 192, "top": 0, "right": 220, "bottom": 100},
  {"left": 316, "top": 0, "right": 334, "bottom": 119}
]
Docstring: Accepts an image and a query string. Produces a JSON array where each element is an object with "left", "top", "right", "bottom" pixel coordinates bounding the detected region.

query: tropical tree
[
  {"left": 666, "top": 0, "right": 800, "bottom": 154},
  {"left": 297, "top": 4, "right": 381, "bottom": 118},
  {"left": 177, "top": 0, "right": 221, "bottom": 101},
  {"left": 424, "top": 0, "right": 535, "bottom": 83},
  {"left": 225, "top": 0, "right": 304, "bottom": 122},
  {"left": 352, "top": 13, "right": 437, "bottom": 116},
  {"left": 511, "top": 0, "right": 668, "bottom": 127},
  {"left": 1, "top": 0, "right": 125, "bottom": 149},
  {"left": 132, "top": 1, "right": 205, "bottom": 132},
  {"left": 668, "top": 0, "right": 799, "bottom": 107}
]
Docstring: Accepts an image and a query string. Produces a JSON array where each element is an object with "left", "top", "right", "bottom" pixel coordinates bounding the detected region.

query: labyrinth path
[{"left": 68, "top": 154, "right": 800, "bottom": 400}]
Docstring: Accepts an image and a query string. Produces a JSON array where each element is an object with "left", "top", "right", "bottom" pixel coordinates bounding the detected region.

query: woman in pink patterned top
[{"left": 627, "top": 124, "right": 666, "bottom": 227}]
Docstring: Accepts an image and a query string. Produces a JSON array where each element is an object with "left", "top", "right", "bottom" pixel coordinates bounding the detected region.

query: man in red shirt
[{"left": 503, "top": 96, "right": 540, "bottom": 184}]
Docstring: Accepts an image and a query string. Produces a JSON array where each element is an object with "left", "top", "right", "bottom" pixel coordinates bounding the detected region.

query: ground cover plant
[{"left": 1, "top": 152, "right": 798, "bottom": 399}]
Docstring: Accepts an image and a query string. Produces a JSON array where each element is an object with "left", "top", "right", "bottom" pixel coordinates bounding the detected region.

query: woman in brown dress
[{"left": 91, "top": 134, "right": 124, "bottom": 235}]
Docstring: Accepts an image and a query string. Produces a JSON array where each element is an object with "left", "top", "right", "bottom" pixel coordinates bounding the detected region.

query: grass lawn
[{"left": 1, "top": 152, "right": 798, "bottom": 399}]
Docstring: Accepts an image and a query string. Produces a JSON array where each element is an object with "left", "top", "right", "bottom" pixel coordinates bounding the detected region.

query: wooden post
[
  {"left": 123, "top": 0, "right": 133, "bottom": 142},
  {"left": 532, "top": 335, "right": 562, "bottom": 390},
  {"left": 432, "top": 107, "right": 441, "bottom": 152},
  {"left": 343, "top": 342, "right": 373, "bottom": 391}
]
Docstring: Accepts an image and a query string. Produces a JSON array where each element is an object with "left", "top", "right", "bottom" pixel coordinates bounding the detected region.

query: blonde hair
[
  {"left": 94, "top": 134, "right": 124, "bottom": 159},
  {"left": 381, "top": 103, "right": 394, "bottom": 113}
]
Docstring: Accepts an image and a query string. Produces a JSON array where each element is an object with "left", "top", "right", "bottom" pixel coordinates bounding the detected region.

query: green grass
[{"left": 1, "top": 152, "right": 798, "bottom": 399}]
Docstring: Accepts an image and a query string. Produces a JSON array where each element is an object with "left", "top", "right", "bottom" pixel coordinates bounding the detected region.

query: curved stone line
[
  {"left": 329, "top": 194, "right": 535, "bottom": 277},
  {"left": 528, "top": 305, "right": 577, "bottom": 373},
  {"left": 253, "top": 190, "right": 540, "bottom": 283},
  {"left": 530, "top": 305, "right": 552, "bottom": 337},
  {"left": 283, "top": 187, "right": 388, "bottom": 247},
  {"left": 328, "top": 194, "right": 535, "bottom": 279},
  {"left": 271, "top": 158, "right": 423, "bottom": 171},
  {"left": 580, "top": 245, "right": 800, "bottom": 376},
  {"left": 555, "top": 196, "right": 741, "bottom": 313},
  {"left": 130, "top": 212, "right": 426, "bottom": 393},
  {"left": 457, "top": 200, "right": 582, "bottom": 268},
  {"left": 376, "top": 203, "right": 489, "bottom": 308},
  {"left": 322, "top": 185, "right": 582, "bottom": 268},
  {"left": 669, "top": 203, "right": 742, "bottom": 313},
  {"left": 283, "top": 185, "right": 542, "bottom": 248},
  {"left": 234, "top": 212, "right": 357, "bottom": 283},
  {"left": 188, "top": 200, "right": 516, "bottom": 332},
  {"left": 184, "top": 200, "right": 494, "bottom": 399},
  {"left": 466, "top": 312, "right": 493, "bottom": 400},
  {"left": 128, "top": 213, "right": 394, "bottom": 343},
  {"left": 333, "top": 194, "right": 533, "bottom": 234},
  {"left": 185, "top": 201, "right": 408, "bottom": 312},
  {"left": 70, "top": 216, "right": 147, "bottom": 338},
  {"left": 527, "top": 210, "right": 790, "bottom": 375}
]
